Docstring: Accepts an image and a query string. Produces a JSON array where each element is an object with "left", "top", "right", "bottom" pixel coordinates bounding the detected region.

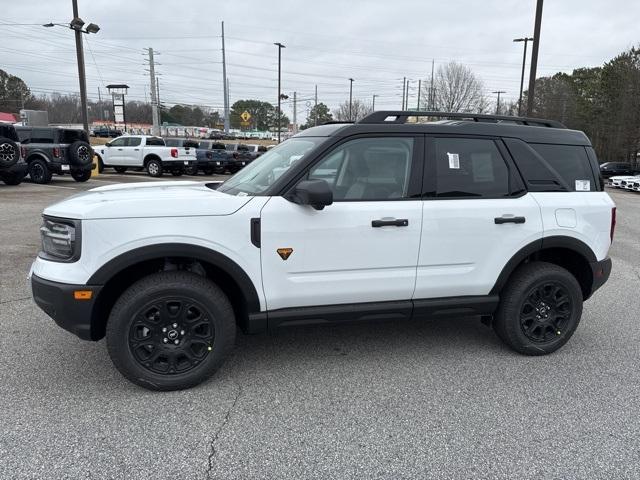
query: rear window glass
[
  {"left": 237, "top": 144, "right": 250, "bottom": 151},
  {"left": 183, "top": 140, "right": 199, "bottom": 148},
  {"left": 146, "top": 137, "right": 165, "bottom": 146},
  {"left": 530, "top": 144, "right": 597, "bottom": 192},
  {"left": 212, "top": 143, "right": 226, "bottom": 150},
  {"left": 164, "top": 139, "right": 180, "bottom": 147},
  {"left": 434, "top": 137, "right": 510, "bottom": 198},
  {"left": 28, "top": 128, "right": 55, "bottom": 144},
  {"left": 60, "top": 129, "right": 88, "bottom": 144}
]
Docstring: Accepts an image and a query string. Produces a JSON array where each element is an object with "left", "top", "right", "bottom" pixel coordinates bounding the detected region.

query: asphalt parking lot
[{"left": 1, "top": 177, "right": 639, "bottom": 479}]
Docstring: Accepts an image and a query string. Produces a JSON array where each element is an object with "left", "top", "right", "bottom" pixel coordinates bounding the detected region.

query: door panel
[
  {"left": 260, "top": 197, "right": 423, "bottom": 310},
  {"left": 414, "top": 136, "right": 543, "bottom": 299}
]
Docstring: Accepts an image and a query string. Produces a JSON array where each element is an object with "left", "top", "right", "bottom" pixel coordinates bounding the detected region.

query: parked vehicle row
[
  {"left": 608, "top": 175, "right": 640, "bottom": 191},
  {"left": 599, "top": 162, "right": 639, "bottom": 178}
]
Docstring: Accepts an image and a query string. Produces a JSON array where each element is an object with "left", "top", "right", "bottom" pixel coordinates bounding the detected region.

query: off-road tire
[
  {"left": 68, "top": 141, "right": 92, "bottom": 167},
  {"left": 28, "top": 158, "right": 52, "bottom": 184},
  {"left": 71, "top": 170, "right": 91, "bottom": 182},
  {"left": 1, "top": 172, "right": 24, "bottom": 185},
  {"left": 106, "top": 271, "right": 236, "bottom": 391},
  {"left": 493, "top": 262, "right": 583, "bottom": 356}
]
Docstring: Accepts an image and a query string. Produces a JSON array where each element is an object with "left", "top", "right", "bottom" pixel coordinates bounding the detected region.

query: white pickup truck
[{"left": 94, "top": 135, "right": 197, "bottom": 177}]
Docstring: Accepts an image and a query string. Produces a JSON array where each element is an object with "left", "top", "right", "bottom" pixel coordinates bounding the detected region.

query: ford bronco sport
[{"left": 30, "top": 111, "right": 614, "bottom": 391}]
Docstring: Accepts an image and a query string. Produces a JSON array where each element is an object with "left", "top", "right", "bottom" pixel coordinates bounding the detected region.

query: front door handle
[
  {"left": 495, "top": 216, "right": 526, "bottom": 224},
  {"left": 372, "top": 219, "right": 409, "bottom": 227},
  {"left": 117, "top": 148, "right": 123, "bottom": 151},
  {"left": 134, "top": 148, "right": 140, "bottom": 151}
]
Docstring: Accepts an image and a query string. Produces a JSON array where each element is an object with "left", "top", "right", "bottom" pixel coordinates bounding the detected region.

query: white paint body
[{"left": 32, "top": 180, "right": 615, "bottom": 313}]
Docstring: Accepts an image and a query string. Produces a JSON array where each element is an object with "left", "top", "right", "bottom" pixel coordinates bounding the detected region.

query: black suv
[
  {"left": 599, "top": 162, "right": 638, "bottom": 178},
  {"left": 16, "top": 127, "right": 93, "bottom": 184},
  {"left": 0, "top": 124, "right": 27, "bottom": 185}
]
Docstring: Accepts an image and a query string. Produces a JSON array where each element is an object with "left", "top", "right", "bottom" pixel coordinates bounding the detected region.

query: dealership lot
[{"left": 1, "top": 179, "right": 639, "bottom": 479}]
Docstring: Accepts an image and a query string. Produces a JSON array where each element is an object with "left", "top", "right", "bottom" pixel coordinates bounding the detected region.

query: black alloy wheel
[
  {"left": 519, "top": 281, "right": 572, "bottom": 343},
  {"left": 128, "top": 298, "right": 215, "bottom": 375}
]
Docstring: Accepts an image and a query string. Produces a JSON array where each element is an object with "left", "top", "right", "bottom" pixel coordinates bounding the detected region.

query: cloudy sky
[{"left": 2, "top": 0, "right": 639, "bottom": 123}]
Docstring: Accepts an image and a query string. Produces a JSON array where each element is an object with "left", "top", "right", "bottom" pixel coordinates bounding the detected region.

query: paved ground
[{"left": 1, "top": 176, "right": 639, "bottom": 479}]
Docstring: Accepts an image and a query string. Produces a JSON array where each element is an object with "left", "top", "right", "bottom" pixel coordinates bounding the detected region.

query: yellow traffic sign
[{"left": 240, "top": 111, "right": 251, "bottom": 122}]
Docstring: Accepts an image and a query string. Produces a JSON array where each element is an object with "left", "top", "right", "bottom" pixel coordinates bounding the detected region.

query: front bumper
[
  {"left": 588, "top": 257, "right": 612, "bottom": 298},
  {"left": 31, "top": 274, "right": 102, "bottom": 340}
]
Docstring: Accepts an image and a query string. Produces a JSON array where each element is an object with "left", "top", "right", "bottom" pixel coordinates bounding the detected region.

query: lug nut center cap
[{"left": 167, "top": 330, "right": 179, "bottom": 340}]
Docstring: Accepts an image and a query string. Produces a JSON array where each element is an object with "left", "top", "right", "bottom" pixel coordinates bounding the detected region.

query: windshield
[{"left": 217, "top": 137, "right": 324, "bottom": 195}]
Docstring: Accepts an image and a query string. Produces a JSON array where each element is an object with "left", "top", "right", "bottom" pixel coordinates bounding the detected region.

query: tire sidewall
[
  {"left": 147, "top": 159, "right": 162, "bottom": 177},
  {"left": 68, "top": 141, "right": 93, "bottom": 166},
  {"left": 29, "top": 159, "right": 51, "bottom": 184},
  {"left": 106, "top": 275, "right": 235, "bottom": 390}
]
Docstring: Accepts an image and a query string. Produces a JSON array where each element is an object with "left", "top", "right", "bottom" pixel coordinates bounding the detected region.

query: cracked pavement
[{"left": 1, "top": 176, "right": 640, "bottom": 479}]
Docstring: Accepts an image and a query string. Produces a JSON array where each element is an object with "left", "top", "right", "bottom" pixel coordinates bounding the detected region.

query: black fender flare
[
  {"left": 490, "top": 235, "right": 597, "bottom": 295},
  {"left": 87, "top": 243, "right": 261, "bottom": 314}
]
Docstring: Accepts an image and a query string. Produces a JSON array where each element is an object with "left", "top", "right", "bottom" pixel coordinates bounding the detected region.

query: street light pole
[
  {"left": 72, "top": 0, "right": 89, "bottom": 135},
  {"left": 514, "top": 37, "right": 534, "bottom": 116},
  {"left": 492, "top": 91, "right": 506, "bottom": 115},
  {"left": 274, "top": 42, "right": 285, "bottom": 143},
  {"left": 527, "top": 0, "right": 544, "bottom": 115},
  {"left": 348, "top": 78, "right": 354, "bottom": 121}
]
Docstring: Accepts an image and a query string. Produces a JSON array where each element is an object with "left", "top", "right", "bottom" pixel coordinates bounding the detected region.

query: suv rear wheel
[
  {"left": 106, "top": 271, "right": 236, "bottom": 391},
  {"left": 28, "top": 158, "right": 52, "bottom": 184},
  {"left": 71, "top": 170, "right": 91, "bottom": 182},
  {"left": 0, "top": 137, "right": 19, "bottom": 168},
  {"left": 493, "top": 262, "right": 583, "bottom": 355}
]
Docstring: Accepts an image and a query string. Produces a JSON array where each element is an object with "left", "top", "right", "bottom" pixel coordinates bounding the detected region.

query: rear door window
[
  {"left": 29, "top": 128, "right": 55, "bottom": 144},
  {"left": 145, "top": 137, "right": 165, "bottom": 146},
  {"left": 530, "top": 144, "right": 597, "bottom": 191},
  {"left": 125, "top": 137, "right": 142, "bottom": 147},
  {"left": 433, "top": 137, "right": 510, "bottom": 198}
]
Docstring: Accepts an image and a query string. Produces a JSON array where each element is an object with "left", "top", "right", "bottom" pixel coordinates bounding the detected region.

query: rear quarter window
[
  {"left": 530, "top": 144, "right": 598, "bottom": 192},
  {"left": 60, "top": 129, "right": 88, "bottom": 144},
  {"left": 145, "top": 137, "right": 165, "bottom": 146}
]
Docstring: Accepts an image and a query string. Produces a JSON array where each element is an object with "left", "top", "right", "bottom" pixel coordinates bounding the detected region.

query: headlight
[{"left": 39, "top": 217, "right": 81, "bottom": 262}]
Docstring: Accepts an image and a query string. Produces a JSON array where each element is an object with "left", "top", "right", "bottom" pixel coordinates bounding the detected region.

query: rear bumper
[
  {"left": 162, "top": 160, "right": 196, "bottom": 169},
  {"left": 31, "top": 274, "right": 102, "bottom": 341},
  {"left": 588, "top": 257, "right": 612, "bottom": 298},
  {"left": 197, "top": 159, "right": 228, "bottom": 168}
]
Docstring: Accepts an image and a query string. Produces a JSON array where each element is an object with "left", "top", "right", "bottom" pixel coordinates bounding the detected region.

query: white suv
[{"left": 30, "top": 112, "right": 615, "bottom": 391}]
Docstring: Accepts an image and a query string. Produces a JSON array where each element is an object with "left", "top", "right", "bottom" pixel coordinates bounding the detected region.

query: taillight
[
  {"left": 20, "top": 146, "right": 26, "bottom": 159},
  {"left": 171, "top": 148, "right": 178, "bottom": 158},
  {"left": 610, "top": 207, "right": 616, "bottom": 242},
  {"left": 53, "top": 147, "right": 60, "bottom": 158}
]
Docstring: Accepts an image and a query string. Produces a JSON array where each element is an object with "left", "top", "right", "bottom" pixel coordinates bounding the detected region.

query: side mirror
[
  {"left": 104, "top": 142, "right": 111, "bottom": 147},
  {"left": 287, "top": 180, "right": 333, "bottom": 210}
]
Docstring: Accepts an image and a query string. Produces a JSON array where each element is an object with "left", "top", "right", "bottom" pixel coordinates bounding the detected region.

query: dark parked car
[
  {"left": 92, "top": 126, "right": 122, "bottom": 138},
  {"left": 0, "top": 124, "right": 28, "bottom": 185},
  {"left": 16, "top": 126, "right": 93, "bottom": 183},
  {"left": 196, "top": 140, "right": 234, "bottom": 175},
  {"left": 600, "top": 162, "right": 638, "bottom": 178},
  {"left": 225, "top": 143, "right": 254, "bottom": 173}
]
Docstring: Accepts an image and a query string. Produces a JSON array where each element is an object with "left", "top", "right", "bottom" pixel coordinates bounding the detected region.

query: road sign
[{"left": 240, "top": 111, "right": 251, "bottom": 122}]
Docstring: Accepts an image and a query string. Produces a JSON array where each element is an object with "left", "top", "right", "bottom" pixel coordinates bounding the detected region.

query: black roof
[{"left": 295, "top": 111, "right": 590, "bottom": 146}]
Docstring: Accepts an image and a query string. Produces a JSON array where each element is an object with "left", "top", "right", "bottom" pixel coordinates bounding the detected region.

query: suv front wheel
[
  {"left": 106, "top": 271, "right": 236, "bottom": 391},
  {"left": 493, "top": 262, "right": 583, "bottom": 355}
]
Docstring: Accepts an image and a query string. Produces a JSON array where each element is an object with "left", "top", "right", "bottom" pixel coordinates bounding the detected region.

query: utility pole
[
  {"left": 405, "top": 79, "right": 410, "bottom": 110},
  {"left": 429, "top": 59, "right": 435, "bottom": 110},
  {"left": 401, "top": 77, "right": 406, "bottom": 109},
  {"left": 348, "top": 78, "right": 354, "bottom": 121},
  {"left": 514, "top": 37, "right": 534, "bottom": 116},
  {"left": 492, "top": 90, "right": 506, "bottom": 114},
  {"left": 314, "top": 84, "right": 318, "bottom": 126},
  {"left": 274, "top": 42, "right": 285, "bottom": 143},
  {"left": 417, "top": 79, "right": 422, "bottom": 110},
  {"left": 147, "top": 47, "right": 159, "bottom": 135},
  {"left": 292, "top": 91, "right": 297, "bottom": 134},
  {"left": 156, "top": 76, "right": 161, "bottom": 129},
  {"left": 527, "top": 0, "right": 544, "bottom": 115},
  {"left": 97, "top": 87, "right": 102, "bottom": 120},
  {"left": 72, "top": 0, "right": 89, "bottom": 134},
  {"left": 372, "top": 94, "right": 378, "bottom": 111},
  {"left": 221, "top": 21, "right": 229, "bottom": 133}
]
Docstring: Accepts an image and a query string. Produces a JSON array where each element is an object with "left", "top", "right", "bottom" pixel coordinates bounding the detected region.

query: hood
[{"left": 43, "top": 181, "right": 253, "bottom": 220}]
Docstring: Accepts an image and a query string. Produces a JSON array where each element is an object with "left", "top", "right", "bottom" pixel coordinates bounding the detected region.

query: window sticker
[
  {"left": 447, "top": 152, "right": 460, "bottom": 169},
  {"left": 575, "top": 179, "right": 590, "bottom": 191}
]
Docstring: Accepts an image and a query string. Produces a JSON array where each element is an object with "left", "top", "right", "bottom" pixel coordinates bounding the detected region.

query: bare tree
[
  {"left": 333, "top": 99, "right": 373, "bottom": 122},
  {"left": 422, "top": 61, "right": 487, "bottom": 113}
]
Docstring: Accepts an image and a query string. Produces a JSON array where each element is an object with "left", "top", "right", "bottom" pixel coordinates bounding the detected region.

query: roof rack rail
[
  {"left": 322, "top": 121, "right": 354, "bottom": 125},
  {"left": 358, "top": 111, "right": 566, "bottom": 129}
]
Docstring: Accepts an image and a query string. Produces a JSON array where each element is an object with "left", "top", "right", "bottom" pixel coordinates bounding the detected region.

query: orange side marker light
[{"left": 74, "top": 290, "right": 93, "bottom": 300}]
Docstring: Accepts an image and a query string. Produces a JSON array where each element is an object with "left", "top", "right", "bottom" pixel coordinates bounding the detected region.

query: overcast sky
[{"left": 2, "top": 0, "right": 639, "bottom": 123}]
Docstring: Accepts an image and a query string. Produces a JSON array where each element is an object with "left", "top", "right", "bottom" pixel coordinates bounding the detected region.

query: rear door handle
[
  {"left": 134, "top": 149, "right": 140, "bottom": 151},
  {"left": 372, "top": 219, "right": 409, "bottom": 227},
  {"left": 494, "top": 216, "right": 526, "bottom": 224}
]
